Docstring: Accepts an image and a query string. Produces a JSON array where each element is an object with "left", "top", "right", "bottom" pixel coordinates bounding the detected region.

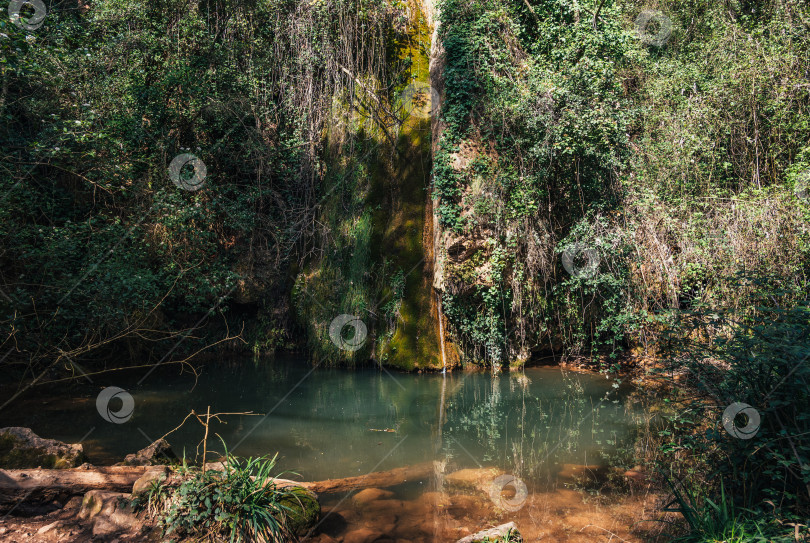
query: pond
[{"left": 1, "top": 359, "right": 659, "bottom": 542}]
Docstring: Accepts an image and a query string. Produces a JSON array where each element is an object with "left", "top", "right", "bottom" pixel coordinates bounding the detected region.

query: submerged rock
[
  {"left": 456, "top": 522, "right": 522, "bottom": 543},
  {"left": 445, "top": 467, "right": 503, "bottom": 493},
  {"left": 343, "top": 527, "right": 385, "bottom": 543},
  {"left": 352, "top": 487, "right": 395, "bottom": 506},
  {"left": 0, "top": 427, "right": 84, "bottom": 469}
]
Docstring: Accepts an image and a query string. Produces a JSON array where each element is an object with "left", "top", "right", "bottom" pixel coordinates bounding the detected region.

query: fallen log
[
  {"left": 302, "top": 462, "right": 434, "bottom": 494},
  {"left": 0, "top": 461, "right": 436, "bottom": 511},
  {"left": 0, "top": 465, "right": 155, "bottom": 511}
]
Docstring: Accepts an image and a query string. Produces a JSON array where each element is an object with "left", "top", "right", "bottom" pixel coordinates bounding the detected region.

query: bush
[
  {"left": 138, "top": 452, "right": 315, "bottom": 542},
  {"left": 657, "top": 273, "right": 810, "bottom": 540}
]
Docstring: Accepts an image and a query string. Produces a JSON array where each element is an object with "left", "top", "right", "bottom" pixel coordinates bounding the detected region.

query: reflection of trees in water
[{"left": 441, "top": 373, "right": 633, "bottom": 482}]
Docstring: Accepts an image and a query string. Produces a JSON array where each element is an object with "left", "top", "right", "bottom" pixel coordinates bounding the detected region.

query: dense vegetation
[
  {"left": 0, "top": 0, "right": 407, "bottom": 384},
  {"left": 1, "top": 0, "right": 809, "bottom": 539},
  {"left": 431, "top": 0, "right": 809, "bottom": 538},
  {"left": 434, "top": 0, "right": 810, "bottom": 367}
]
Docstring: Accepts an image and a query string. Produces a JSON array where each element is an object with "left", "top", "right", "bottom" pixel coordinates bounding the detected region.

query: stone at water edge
[
  {"left": 118, "top": 438, "right": 176, "bottom": 466},
  {"left": 278, "top": 485, "right": 321, "bottom": 535},
  {"left": 131, "top": 466, "right": 169, "bottom": 497},
  {"left": 456, "top": 522, "right": 522, "bottom": 543},
  {"left": 0, "top": 427, "right": 84, "bottom": 469}
]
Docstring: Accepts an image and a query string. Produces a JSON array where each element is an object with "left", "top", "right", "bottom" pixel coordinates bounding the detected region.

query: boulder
[
  {"left": 131, "top": 466, "right": 169, "bottom": 497},
  {"left": 456, "top": 522, "right": 521, "bottom": 543},
  {"left": 78, "top": 490, "right": 149, "bottom": 538},
  {"left": 278, "top": 485, "right": 321, "bottom": 535},
  {"left": 0, "top": 427, "right": 84, "bottom": 469},
  {"left": 119, "top": 439, "right": 176, "bottom": 466}
]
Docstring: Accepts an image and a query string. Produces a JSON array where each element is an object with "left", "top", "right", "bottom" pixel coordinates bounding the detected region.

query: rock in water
[
  {"left": 0, "top": 427, "right": 84, "bottom": 469},
  {"left": 456, "top": 522, "right": 521, "bottom": 543},
  {"left": 119, "top": 438, "right": 176, "bottom": 466},
  {"left": 351, "top": 487, "right": 395, "bottom": 506},
  {"left": 444, "top": 467, "right": 503, "bottom": 493}
]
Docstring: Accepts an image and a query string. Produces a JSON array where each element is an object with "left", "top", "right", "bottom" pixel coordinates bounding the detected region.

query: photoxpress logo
[
  {"left": 635, "top": 10, "right": 672, "bottom": 47},
  {"left": 8, "top": 0, "right": 47, "bottom": 31},
  {"left": 96, "top": 386, "right": 135, "bottom": 424},
  {"left": 328, "top": 314, "right": 367, "bottom": 352},
  {"left": 562, "top": 243, "right": 600, "bottom": 279},
  {"left": 401, "top": 82, "right": 440, "bottom": 120},
  {"left": 488, "top": 474, "right": 528, "bottom": 512},
  {"left": 722, "top": 402, "right": 760, "bottom": 440},
  {"left": 168, "top": 153, "right": 207, "bottom": 191}
]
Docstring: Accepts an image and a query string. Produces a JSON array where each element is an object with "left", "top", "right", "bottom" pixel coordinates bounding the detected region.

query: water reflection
[{"left": 0, "top": 359, "right": 637, "bottom": 488}]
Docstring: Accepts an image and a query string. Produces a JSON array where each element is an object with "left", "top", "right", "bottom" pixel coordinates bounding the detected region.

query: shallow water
[{"left": 1, "top": 358, "right": 657, "bottom": 541}]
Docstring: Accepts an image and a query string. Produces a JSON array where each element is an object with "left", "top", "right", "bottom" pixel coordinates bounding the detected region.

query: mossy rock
[
  {"left": 0, "top": 427, "right": 84, "bottom": 469},
  {"left": 278, "top": 486, "right": 320, "bottom": 535}
]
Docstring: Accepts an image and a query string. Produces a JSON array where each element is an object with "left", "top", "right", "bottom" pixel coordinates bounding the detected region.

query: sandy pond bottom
[{"left": 310, "top": 474, "right": 663, "bottom": 543}]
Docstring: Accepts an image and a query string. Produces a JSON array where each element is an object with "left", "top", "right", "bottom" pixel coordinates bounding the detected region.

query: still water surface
[
  {"left": 3, "top": 358, "right": 636, "bottom": 479},
  {"left": 2, "top": 358, "right": 655, "bottom": 541}
]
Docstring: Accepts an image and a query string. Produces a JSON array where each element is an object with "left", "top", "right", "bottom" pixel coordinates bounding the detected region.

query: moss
[
  {"left": 279, "top": 486, "right": 320, "bottom": 535},
  {"left": 295, "top": 0, "right": 443, "bottom": 370},
  {"left": 376, "top": 0, "right": 442, "bottom": 370},
  {"left": 0, "top": 434, "right": 60, "bottom": 469}
]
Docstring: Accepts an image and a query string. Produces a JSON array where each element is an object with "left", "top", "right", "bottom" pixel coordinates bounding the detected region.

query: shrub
[{"left": 138, "top": 452, "right": 314, "bottom": 542}]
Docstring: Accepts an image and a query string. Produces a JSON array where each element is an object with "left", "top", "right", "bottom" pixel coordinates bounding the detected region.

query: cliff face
[{"left": 295, "top": 0, "right": 446, "bottom": 370}]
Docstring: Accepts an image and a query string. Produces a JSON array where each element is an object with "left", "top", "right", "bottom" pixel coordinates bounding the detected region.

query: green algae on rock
[{"left": 0, "top": 427, "right": 84, "bottom": 469}]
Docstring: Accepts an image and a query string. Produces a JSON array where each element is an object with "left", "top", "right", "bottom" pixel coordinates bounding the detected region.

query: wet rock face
[{"left": 0, "top": 427, "right": 84, "bottom": 469}]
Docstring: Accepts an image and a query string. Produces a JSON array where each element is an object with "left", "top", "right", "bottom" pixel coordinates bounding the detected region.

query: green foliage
[
  {"left": 656, "top": 274, "right": 810, "bottom": 540},
  {"left": 137, "top": 452, "right": 306, "bottom": 543},
  {"left": 663, "top": 481, "right": 793, "bottom": 543},
  {"left": 0, "top": 0, "right": 388, "bottom": 374},
  {"left": 434, "top": 0, "right": 810, "bottom": 367}
]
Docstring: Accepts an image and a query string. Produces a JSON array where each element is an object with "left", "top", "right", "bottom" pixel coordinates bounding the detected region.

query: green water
[{"left": 1, "top": 359, "right": 640, "bottom": 485}]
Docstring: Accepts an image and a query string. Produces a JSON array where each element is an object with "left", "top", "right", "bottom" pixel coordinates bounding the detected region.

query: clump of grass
[
  {"left": 663, "top": 479, "right": 800, "bottom": 543},
  {"left": 137, "top": 445, "right": 307, "bottom": 543}
]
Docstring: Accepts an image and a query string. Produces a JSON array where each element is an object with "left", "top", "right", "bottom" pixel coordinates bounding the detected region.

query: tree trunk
[{"left": 0, "top": 462, "right": 435, "bottom": 511}]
